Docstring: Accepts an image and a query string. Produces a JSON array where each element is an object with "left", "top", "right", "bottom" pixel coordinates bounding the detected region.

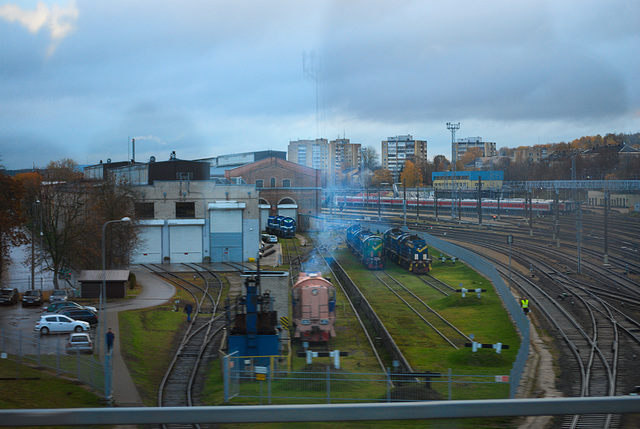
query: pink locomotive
[{"left": 291, "top": 272, "right": 336, "bottom": 343}]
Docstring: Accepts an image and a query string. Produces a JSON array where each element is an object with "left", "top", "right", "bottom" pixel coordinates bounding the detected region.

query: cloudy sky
[{"left": 1, "top": 0, "right": 638, "bottom": 170}]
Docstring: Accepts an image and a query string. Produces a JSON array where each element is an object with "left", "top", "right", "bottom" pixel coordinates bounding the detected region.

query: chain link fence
[{"left": 0, "top": 329, "right": 105, "bottom": 394}]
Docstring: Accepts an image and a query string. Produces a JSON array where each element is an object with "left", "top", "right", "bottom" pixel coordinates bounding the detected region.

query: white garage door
[
  {"left": 131, "top": 226, "right": 162, "bottom": 264},
  {"left": 169, "top": 225, "right": 203, "bottom": 263}
]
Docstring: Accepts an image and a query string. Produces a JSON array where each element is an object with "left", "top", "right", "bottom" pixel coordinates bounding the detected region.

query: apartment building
[
  {"left": 381, "top": 135, "right": 428, "bottom": 181},
  {"left": 454, "top": 137, "right": 497, "bottom": 161}
]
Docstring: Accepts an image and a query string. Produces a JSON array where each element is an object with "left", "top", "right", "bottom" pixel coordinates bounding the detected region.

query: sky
[{"left": 1, "top": 0, "right": 638, "bottom": 170}]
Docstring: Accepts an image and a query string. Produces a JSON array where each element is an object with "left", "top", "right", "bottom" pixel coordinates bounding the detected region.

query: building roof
[{"left": 78, "top": 270, "right": 130, "bottom": 282}]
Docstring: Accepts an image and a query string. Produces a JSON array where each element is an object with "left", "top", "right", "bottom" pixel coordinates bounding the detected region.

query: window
[
  {"left": 135, "top": 202, "right": 154, "bottom": 219},
  {"left": 270, "top": 178, "right": 276, "bottom": 187},
  {"left": 255, "top": 179, "right": 264, "bottom": 188},
  {"left": 176, "top": 202, "right": 195, "bottom": 218},
  {"left": 282, "top": 179, "right": 291, "bottom": 187}
]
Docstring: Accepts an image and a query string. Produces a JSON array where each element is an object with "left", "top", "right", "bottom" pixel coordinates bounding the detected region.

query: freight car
[
  {"left": 383, "top": 228, "right": 431, "bottom": 273},
  {"left": 291, "top": 272, "right": 336, "bottom": 342},
  {"left": 266, "top": 215, "right": 296, "bottom": 238},
  {"left": 345, "top": 224, "right": 384, "bottom": 270}
]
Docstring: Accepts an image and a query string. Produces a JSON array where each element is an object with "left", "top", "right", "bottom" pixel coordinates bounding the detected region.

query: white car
[
  {"left": 34, "top": 314, "right": 90, "bottom": 335},
  {"left": 66, "top": 333, "right": 93, "bottom": 354}
]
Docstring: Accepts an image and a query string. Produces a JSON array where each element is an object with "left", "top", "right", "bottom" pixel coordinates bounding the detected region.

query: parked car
[
  {"left": 49, "top": 289, "right": 68, "bottom": 302},
  {"left": 44, "top": 301, "right": 97, "bottom": 314},
  {"left": 65, "top": 333, "right": 93, "bottom": 354},
  {"left": 0, "top": 288, "right": 19, "bottom": 305},
  {"left": 268, "top": 235, "right": 278, "bottom": 243},
  {"left": 22, "top": 290, "right": 43, "bottom": 306},
  {"left": 34, "top": 314, "right": 90, "bottom": 335},
  {"left": 58, "top": 308, "right": 98, "bottom": 326}
]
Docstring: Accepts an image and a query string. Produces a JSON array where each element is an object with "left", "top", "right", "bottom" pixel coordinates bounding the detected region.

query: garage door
[
  {"left": 278, "top": 204, "right": 297, "bottom": 220},
  {"left": 210, "top": 206, "right": 243, "bottom": 262},
  {"left": 169, "top": 225, "right": 203, "bottom": 263},
  {"left": 131, "top": 226, "right": 162, "bottom": 264}
]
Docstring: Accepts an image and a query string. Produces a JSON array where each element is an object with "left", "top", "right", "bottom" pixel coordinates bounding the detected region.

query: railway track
[
  {"left": 373, "top": 271, "right": 470, "bottom": 349},
  {"left": 431, "top": 232, "right": 640, "bottom": 428},
  {"left": 140, "top": 264, "right": 227, "bottom": 429}
]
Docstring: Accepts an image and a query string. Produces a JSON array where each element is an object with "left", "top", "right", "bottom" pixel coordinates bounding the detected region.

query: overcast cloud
[{"left": 1, "top": 0, "right": 638, "bottom": 170}]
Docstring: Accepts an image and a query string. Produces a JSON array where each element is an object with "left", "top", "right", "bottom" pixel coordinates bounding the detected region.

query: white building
[{"left": 131, "top": 180, "right": 259, "bottom": 264}]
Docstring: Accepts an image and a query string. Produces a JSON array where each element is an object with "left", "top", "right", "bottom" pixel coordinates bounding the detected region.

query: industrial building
[{"left": 84, "top": 157, "right": 260, "bottom": 264}]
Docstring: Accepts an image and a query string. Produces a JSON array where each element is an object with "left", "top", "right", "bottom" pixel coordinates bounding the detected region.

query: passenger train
[{"left": 336, "top": 194, "right": 573, "bottom": 214}]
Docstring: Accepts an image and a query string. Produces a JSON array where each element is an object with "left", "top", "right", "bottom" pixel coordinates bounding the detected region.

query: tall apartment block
[
  {"left": 381, "top": 135, "right": 428, "bottom": 181},
  {"left": 454, "top": 137, "right": 497, "bottom": 161},
  {"left": 287, "top": 138, "right": 329, "bottom": 171},
  {"left": 329, "top": 138, "right": 361, "bottom": 185},
  {"left": 288, "top": 138, "right": 361, "bottom": 186}
]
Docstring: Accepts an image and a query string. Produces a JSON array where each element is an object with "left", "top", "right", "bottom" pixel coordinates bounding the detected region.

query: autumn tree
[
  {"left": 459, "top": 148, "right": 483, "bottom": 168},
  {"left": 0, "top": 173, "right": 26, "bottom": 279},
  {"left": 370, "top": 169, "right": 394, "bottom": 187},
  {"left": 400, "top": 161, "right": 422, "bottom": 187}
]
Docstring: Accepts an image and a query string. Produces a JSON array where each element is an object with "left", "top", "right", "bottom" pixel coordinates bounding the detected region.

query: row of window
[
  {"left": 255, "top": 179, "right": 291, "bottom": 188},
  {"left": 135, "top": 202, "right": 195, "bottom": 220}
]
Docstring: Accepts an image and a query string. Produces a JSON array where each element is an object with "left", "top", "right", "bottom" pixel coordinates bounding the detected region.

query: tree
[
  {"left": 370, "top": 169, "right": 394, "bottom": 187},
  {"left": 44, "top": 158, "right": 82, "bottom": 181},
  {"left": 459, "top": 148, "right": 483, "bottom": 167},
  {"left": 0, "top": 173, "right": 26, "bottom": 279},
  {"left": 361, "top": 146, "right": 380, "bottom": 170},
  {"left": 38, "top": 173, "right": 140, "bottom": 288},
  {"left": 400, "top": 161, "right": 422, "bottom": 187},
  {"left": 433, "top": 155, "right": 450, "bottom": 172}
]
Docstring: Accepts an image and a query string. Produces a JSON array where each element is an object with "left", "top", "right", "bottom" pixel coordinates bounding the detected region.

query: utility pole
[
  {"left": 604, "top": 191, "right": 609, "bottom": 265},
  {"left": 446, "top": 122, "right": 460, "bottom": 220},
  {"left": 576, "top": 201, "right": 582, "bottom": 274}
]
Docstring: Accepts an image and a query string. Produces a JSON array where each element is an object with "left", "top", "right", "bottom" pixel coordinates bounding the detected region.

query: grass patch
[
  {"left": 0, "top": 359, "right": 108, "bottom": 428},
  {"left": 118, "top": 303, "right": 186, "bottom": 405}
]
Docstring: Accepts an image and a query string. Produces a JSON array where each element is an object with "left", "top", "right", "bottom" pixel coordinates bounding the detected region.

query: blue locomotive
[
  {"left": 346, "top": 224, "right": 384, "bottom": 270},
  {"left": 266, "top": 215, "right": 296, "bottom": 238},
  {"left": 383, "top": 228, "right": 431, "bottom": 273}
]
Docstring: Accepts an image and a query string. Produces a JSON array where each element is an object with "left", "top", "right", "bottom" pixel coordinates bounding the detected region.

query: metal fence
[
  {"left": 0, "top": 329, "right": 105, "bottom": 394},
  {"left": 222, "top": 355, "right": 512, "bottom": 404}
]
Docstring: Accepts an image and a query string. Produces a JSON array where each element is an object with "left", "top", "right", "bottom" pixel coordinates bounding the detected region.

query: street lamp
[{"left": 99, "top": 217, "right": 131, "bottom": 355}]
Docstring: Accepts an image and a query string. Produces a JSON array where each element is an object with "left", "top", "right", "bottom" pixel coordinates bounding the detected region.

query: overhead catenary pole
[{"left": 446, "top": 122, "right": 460, "bottom": 220}]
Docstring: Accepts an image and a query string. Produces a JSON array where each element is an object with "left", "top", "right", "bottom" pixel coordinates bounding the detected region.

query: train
[
  {"left": 383, "top": 228, "right": 432, "bottom": 274},
  {"left": 336, "top": 194, "right": 574, "bottom": 214},
  {"left": 266, "top": 215, "right": 296, "bottom": 238},
  {"left": 345, "top": 224, "right": 384, "bottom": 270},
  {"left": 291, "top": 272, "right": 336, "bottom": 342}
]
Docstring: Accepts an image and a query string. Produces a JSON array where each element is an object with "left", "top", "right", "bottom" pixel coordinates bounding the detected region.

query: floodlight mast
[{"left": 446, "top": 122, "right": 461, "bottom": 220}]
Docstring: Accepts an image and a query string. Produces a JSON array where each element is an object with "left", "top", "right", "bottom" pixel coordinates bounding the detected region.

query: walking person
[
  {"left": 184, "top": 303, "right": 193, "bottom": 322},
  {"left": 521, "top": 298, "right": 530, "bottom": 316},
  {"left": 106, "top": 328, "right": 115, "bottom": 353}
]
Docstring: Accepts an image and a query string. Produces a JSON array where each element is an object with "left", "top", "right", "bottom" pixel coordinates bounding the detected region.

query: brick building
[{"left": 225, "top": 157, "right": 323, "bottom": 231}]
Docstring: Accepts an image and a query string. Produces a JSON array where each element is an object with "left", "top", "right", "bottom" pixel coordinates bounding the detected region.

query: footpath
[{"left": 102, "top": 267, "right": 176, "bottom": 412}]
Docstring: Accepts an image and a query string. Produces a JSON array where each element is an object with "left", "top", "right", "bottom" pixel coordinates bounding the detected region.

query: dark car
[
  {"left": 58, "top": 308, "right": 99, "bottom": 326},
  {"left": 45, "top": 301, "right": 97, "bottom": 313},
  {"left": 22, "top": 290, "right": 43, "bottom": 306},
  {"left": 0, "top": 288, "right": 19, "bottom": 305}
]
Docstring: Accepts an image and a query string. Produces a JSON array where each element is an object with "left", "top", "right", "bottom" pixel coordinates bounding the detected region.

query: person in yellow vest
[{"left": 521, "top": 298, "right": 530, "bottom": 315}]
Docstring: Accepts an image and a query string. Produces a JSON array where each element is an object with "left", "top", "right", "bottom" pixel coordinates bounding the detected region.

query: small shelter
[{"left": 78, "top": 270, "right": 130, "bottom": 299}]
